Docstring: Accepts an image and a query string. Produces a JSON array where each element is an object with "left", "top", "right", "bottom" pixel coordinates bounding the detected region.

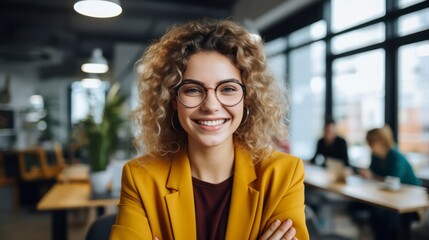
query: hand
[
  {"left": 259, "top": 219, "right": 297, "bottom": 240},
  {"left": 358, "top": 169, "right": 373, "bottom": 179}
]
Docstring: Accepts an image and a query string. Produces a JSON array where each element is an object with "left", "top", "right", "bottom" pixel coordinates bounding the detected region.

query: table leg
[
  {"left": 52, "top": 210, "right": 67, "bottom": 240},
  {"left": 96, "top": 206, "right": 105, "bottom": 216}
]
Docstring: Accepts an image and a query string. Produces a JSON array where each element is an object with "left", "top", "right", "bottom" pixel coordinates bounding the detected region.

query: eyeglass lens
[{"left": 177, "top": 81, "right": 244, "bottom": 107}]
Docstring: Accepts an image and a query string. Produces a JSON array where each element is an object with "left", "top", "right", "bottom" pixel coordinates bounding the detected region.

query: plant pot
[{"left": 90, "top": 168, "right": 112, "bottom": 195}]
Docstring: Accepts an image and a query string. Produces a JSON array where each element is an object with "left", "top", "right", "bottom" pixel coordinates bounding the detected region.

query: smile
[{"left": 196, "top": 119, "right": 227, "bottom": 126}]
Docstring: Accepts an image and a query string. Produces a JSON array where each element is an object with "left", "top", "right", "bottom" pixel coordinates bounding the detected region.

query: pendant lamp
[
  {"left": 81, "top": 48, "right": 109, "bottom": 74},
  {"left": 74, "top": 0, "right": 122, "bottom": 18}
]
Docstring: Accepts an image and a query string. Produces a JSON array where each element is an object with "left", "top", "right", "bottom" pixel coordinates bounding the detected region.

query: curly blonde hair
[{"left": 132, "top": 19, "right": 288, "bottom": 162}]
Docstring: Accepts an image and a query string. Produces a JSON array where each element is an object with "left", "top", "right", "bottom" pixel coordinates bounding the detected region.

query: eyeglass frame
[{"left": 173, "top": 79, "right": 246, "bottom": 108}]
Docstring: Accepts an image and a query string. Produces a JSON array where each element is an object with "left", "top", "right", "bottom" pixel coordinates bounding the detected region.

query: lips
[{"left": 196, "top": 119, "right": 227, "bottom": 126}]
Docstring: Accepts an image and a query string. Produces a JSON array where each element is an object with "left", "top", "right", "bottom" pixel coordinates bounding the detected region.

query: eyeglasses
[{"left": 175, "top": 79, "right": 246, "bottom": 108}]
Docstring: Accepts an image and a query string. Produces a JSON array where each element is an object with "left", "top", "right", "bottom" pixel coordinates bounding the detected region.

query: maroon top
[{"left": 192, "top": 176, "right": 233, "bottom": 240}]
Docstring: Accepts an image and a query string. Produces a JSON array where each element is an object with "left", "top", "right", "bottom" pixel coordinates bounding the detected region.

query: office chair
[
  {"left": 86, "top": 214, "right": 117, "bottom": 240},
  {"left": 17, "top": 144, "right": 65, "bottom": 181}
]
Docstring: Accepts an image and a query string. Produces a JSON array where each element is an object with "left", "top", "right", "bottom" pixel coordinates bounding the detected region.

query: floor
[
  {"left": 0, "top": 185, "right": 117, "bottom": 240},
  {"left": 0, "top": 207, "right": 118, "bottom": 240}
]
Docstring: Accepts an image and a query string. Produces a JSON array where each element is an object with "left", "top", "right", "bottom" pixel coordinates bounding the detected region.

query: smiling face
[{"left": 174, "top": 51, "right": 244, "bottom": 149}]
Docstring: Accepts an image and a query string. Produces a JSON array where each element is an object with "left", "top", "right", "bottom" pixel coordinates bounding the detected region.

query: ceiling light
[
  {"left": 74, "top": 0, "right": 122, "bottom": 18},
  {"left": 81, "top": 48, "right": 109, "bottom": 74}
]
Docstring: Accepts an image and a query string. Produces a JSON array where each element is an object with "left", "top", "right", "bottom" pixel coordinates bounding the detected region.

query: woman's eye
[
  {"left": 183, "top": 86, "right": 203, "bottom": 95},
  {"left": 220, "top": 85, "right": 238, "bottom": 94}
]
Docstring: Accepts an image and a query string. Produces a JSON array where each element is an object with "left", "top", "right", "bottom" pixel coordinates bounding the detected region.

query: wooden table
[
  {"left": 37, "top": 182, "right": 119, "bottom": 240},
  {"left": 304, "top": 164, "right": 429, "bottom": 213}
]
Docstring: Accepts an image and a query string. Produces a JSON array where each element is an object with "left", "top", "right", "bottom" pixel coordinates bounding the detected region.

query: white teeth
[{"left": 198, "top": 120, "right": 225, "bottom": 126}]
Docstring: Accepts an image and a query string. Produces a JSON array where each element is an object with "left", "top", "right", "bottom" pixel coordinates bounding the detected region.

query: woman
[
  {"left": 110, "top": 19, "right": 308, "bottom": 240},
  {"left": 359, "top": 125, "right": 420, "bottom": 240},
  {"left": 360, "top": 125, "right": 420, "bottom": 185}
]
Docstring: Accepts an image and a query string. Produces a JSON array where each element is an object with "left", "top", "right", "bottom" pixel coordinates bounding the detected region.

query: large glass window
[
  {"left": 398, "top": 40, "right": 429, "bottom": 175},
  {"left": 331, "top": 23, "right": 385, "bottom": 54},
  {"left": 267, "top": 54, "right": 287, "bottom": 88},
  {"left": 265, "top": 37, "right": 288, "bottom": 88},
  {"left": 264, "top": 37, "right": 287, "bottom": 56},
  {"left": 71, "top": 81, "right": 109, "bottom": 125},
  {"left": 288, "top": 41, "right": 326, "bottom": 160},
  {"left": 398, "top": 7, "right": 429, "bottom": 36},
  {"left": 333, "top": 49, "right": 385, "bottom": 168},
  {"left": 331, "top": 0, "right": 385, "bottom": 33},
  {"left": 289, "top": 20, "right": 326, "bottom": 47},
  {"left": 398, "top": 0, "right": 425, "bottom": 9}
]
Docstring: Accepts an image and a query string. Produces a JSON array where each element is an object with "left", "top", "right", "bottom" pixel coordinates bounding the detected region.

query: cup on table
[{"left": 384, "top": 176, "right": 401, "bottom": 191}]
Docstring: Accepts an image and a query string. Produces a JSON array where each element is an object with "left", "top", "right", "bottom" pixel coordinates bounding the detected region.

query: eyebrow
[{"left": 181, "top": 78, "right": 242, "bottom": 86}]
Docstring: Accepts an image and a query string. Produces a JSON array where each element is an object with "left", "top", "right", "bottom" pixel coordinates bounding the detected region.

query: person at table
[
  {"left": 110, "top": 19, "right": 309, "bottom": 240},
  {"left": 359, "top": 125, "right": 421, "bottom": 240},
  {"left": 309, "top": 118, "right": 349, "bottom": 167},
  {"left": 359, "top": 125, "right": 420, "bottom": 185}
]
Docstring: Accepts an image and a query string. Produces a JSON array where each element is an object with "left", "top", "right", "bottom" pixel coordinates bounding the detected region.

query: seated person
[
  {"left": 306, "top": 119, "right": 351, "bottom": 219},
  {"left": 309, "top": 119, "right": 349, "bottom": 167},
  {"left": 358, "top": 125, "right": 421, "bottom": 240},
  {"left": 359, "top": 125, "right": 420, "bottom": 185}
]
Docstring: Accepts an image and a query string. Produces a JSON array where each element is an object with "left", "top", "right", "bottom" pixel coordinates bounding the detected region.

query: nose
[{"left": 200, "top": 89, "right": 221, "bottom": 112}]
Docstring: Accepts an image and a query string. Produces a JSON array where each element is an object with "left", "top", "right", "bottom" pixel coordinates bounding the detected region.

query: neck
[
  {"left": 187, "top": 140, "right": 235, "bottom": 184},
  {"left": 378, "top": 148, "right": 390, "bottom": 159}
]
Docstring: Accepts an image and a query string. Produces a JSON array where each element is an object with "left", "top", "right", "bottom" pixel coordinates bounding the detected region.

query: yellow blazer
[{"left": 110, "top": 146, "right": 309, "bottom": 240}]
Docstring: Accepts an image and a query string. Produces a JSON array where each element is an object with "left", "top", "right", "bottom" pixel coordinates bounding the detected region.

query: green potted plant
[{"left": 74, "top": 82, "right": 127, "bottom": 194}]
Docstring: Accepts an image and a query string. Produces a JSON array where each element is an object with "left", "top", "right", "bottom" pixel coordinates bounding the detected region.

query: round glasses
[{"left": 175, "top": 80, "right": 246, "bottom": 108}]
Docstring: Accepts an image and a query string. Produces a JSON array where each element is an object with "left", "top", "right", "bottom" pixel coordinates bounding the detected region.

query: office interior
[{"left": 0, "top": 0, "right": 428, "bottom": 239}]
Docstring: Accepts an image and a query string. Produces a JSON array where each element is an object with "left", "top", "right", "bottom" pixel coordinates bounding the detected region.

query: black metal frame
[{"left": 263, "top": 0, "right": 429, "bottom": 142}]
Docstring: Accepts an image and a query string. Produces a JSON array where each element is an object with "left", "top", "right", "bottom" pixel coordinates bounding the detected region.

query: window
[
  {"left": 267, "top": 54, "right": 287, "bottom": 88},
  {"left": 398, "top": 0, "right": 425, "bottom": 9},
  {"left": 398, "top": 7, "right": 429, "bottom": 36},
  {"left": 264, "top": 37, "right": 287, "bottom": 56},
  {"left": 398, "top": 40, "right": 429, "bottom": 173},
  {"left": 71, "top": 81, "right": 109, "bottom": 125},
  {"left": 333, "top": 49, "right": 385, "bottom": 168},
  {"left": 266, "top": 38, "right": 288, "bottom": 91},
  {"left": 289, "top": 20, "right": 326, "bottom": 47},
  {"left": 288, "top": 41, "right": 326, "bottom": 160},
  {"left": 331, "top": 0, "right": 385, "bottom": 33},
  {"left": 331, "top": 23, "right": 385, "bottom": 54}
]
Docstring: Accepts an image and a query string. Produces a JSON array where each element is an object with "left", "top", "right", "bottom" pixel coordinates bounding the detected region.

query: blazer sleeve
[
  {"left": 262, "top": 158, "right": 309, "bottom": 240},
  {"left": 110, "top": 163, "right": 153, "bottom": 240}
]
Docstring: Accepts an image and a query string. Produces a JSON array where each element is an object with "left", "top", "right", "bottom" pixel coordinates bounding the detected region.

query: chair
[
  {"left": 0, "top": 151, "right": 19, "bottom": 209},
  {"left": 305, "top": 205, "right": 351, "bottom": 240},
  {"left": 86, "top": 214, "right": 117, "bottom": 240},
  {"left": 17, "top": 144, "right": 65, "bottom": 181}
]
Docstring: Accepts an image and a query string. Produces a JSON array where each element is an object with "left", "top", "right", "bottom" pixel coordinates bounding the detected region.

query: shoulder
[
  {"left": 336, "top": 136, "right": 347, "bottom": 144},
  {"left": 255, "top": 151, "right": 304, "bottom": 180},
  {"left": 250, "top": 151, "right": 305, "bottom": 199},
  {"left": 123, "top": 155, "right": 172, "bottom": 183},
  {"left": 388, "top": 149, "right": 406, "bottom": 162}
]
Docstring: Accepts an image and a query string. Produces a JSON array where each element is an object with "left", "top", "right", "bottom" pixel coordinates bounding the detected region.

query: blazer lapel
[
  {"left": 225, "top": 146, "right": 260, "bottom": 239},
  {"left": 164, "top": 148, "right": 197, "bottom": 239}
]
